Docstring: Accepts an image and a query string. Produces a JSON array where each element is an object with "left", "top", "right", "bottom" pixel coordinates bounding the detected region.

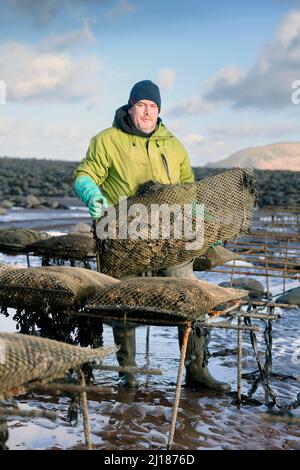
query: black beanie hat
[{"left": 128, "top": 80, "right": 161, "bottom": 111}]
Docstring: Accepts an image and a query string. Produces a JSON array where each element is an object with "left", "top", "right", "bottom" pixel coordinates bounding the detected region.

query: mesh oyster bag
[
  {"left": 99, "top": 168, "right": 256, "bottom": 277},
  {"left": 85, "top": 277, "right": 248, "bottom": 323},
  {"left": 0, "top": 332, "right": 115, "bottom": 399},
  {"left": 0, "top": 228, "right": 49, "bottom": 253},
  {"left": 0, "top": 264, "right": 119, "bottom": 312},
  {"left": 193, "top": 245, "right": 241, "bottom": 271},
  {"left": 27, "top": 233, "right": 96, "bottom": 260}
]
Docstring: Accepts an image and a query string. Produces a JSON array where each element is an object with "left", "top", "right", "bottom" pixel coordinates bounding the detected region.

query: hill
[{"left": 207, "top": 142, "right": 300, "bottom": 171}]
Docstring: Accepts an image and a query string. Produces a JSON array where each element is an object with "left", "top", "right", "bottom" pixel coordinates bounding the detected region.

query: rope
[{"left": 244, "top": 306, "right": 279, "bottom": 408}]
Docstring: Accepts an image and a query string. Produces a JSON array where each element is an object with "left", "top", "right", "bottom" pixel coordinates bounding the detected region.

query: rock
[
  {"left": 20, "top": 179, "right": 29, "bottom": 191},
  {"left": 51, "top": 200, "right": 61, "bottom": 209},
  {"left": 0, "top": 208, "right": 7, "bottom": 215},
  {"left": 276, "top": 287, "right": 300, "bottom": 305},
  {"left": 25, "top": 194, "right": 41, "bottom": 208},
  {"left": 219, "top": 277, "right": 265, "bottom": 299},
  {"left": 70, "top": 222, "right": 92, "bottom": 235},
  {"left": 0, "top": 199, "right": 13, "bottom": 209}
]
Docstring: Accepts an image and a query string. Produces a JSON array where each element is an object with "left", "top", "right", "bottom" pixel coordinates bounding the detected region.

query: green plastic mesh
[
  {"left": 0, "top": 332, "right": 115, "bottom": 399},
  {"left": 27, "top": 234, "right": 96, "bottom": 260},
  {"left": 99, "top": 168, "right": 256, "bottom": 278},
  {"left": 85, "top": 277, "right": 248, "bottom": 323},
  {"left": 0, "top": 229, "right": 49, "bottom": 253},
  {"left": 0, "top": 264, "right": 119, "bottom": 312}
]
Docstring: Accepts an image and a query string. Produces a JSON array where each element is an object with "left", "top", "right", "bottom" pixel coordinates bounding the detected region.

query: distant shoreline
[{"left": 0, "top": 157, "right": 299, "bottom": 208}]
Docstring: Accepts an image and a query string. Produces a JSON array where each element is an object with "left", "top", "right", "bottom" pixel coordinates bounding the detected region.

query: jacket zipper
[
  {"left": 161, "top": 154, "right": 172, "bottom": 184},
  {"left": 146, "top": 139, "right": 155, "bottom": 179}
]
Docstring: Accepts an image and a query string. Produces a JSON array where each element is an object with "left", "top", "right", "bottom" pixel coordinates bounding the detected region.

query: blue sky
[{"left": 0, "top": 0, "right": 300, "bottom": 165}]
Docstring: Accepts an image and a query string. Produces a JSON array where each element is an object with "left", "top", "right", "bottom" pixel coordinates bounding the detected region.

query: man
[{"left": 74, "top": 80, "right": 230, "bottom": 391}]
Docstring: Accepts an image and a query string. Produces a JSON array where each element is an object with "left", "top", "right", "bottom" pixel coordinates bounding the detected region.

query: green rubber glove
[{"left": 74, "top": 176, "right": 108, "bottom": 219}]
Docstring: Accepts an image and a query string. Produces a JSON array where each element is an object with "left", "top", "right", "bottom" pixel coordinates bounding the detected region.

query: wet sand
[{"left": 4, "top": 314, "right": 300, "bottom": 450}]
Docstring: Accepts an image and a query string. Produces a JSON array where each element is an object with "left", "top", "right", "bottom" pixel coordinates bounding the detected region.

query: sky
[{"left": 0, "top": 0, "right": 300, "bottom": 166}]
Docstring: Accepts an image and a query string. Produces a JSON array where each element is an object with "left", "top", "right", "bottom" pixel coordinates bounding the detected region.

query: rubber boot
[
  {"left": 112, "top": 321, "right": 139, "bottom": 388},
  {"left": 179, "top": 325, "right": 231, "bottom": 391},
  {"left": 161, "top": 260, "right": 229, "bottom": 390}
]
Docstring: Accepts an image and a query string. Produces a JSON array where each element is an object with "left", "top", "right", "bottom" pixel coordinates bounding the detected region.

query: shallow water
[{"left": 1, "top": 208, "right": 300, "bottom": 450}]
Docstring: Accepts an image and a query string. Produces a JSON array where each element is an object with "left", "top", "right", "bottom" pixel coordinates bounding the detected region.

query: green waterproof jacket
[{"left": 74, "top": 120, "right": 194, "bottom": 205}]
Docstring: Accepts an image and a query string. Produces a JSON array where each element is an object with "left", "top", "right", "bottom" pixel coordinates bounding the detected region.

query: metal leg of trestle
[
  {"left": 144, "top": 326, "right": 151, "bottom": 388},
  {"left": 26, "top": 253, "right": 30, "bottom": 267},
  {"left": 167, "top": 321, "right": 191, "bottom": 450},
  {"left": 77, "top": 368, "right": 93, "bottom": 450}
]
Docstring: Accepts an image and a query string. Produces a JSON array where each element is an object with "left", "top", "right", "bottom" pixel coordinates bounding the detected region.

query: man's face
[{"left": 128, "top": 99, "right": 159, "bottom": 133}]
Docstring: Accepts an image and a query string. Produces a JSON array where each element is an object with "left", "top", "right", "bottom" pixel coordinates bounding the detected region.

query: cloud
[
  {"left": 38, "top": 19, "right": 95, "bottom": 53},
  {"left": 203, "top": 65, "right": 245, "bottom": 95},
  {"left": 5, "top": 0, "right": 63, "bottom": 24},
  {"left": 157, "top": 68, "right": 176, "bottom": 91},
  {"left": 1, "top": 117, "right": 296, "bottom": 165},
  {"left": 108, "top": 0, "right": 135, "bottom": 17},
  {"left": 0, "top": 39, "right": 102, "bottom": 104},
  {"left": 184, "top": 133, "right": 204, "bottom": 145},
  {"left": 204, "top": 9, "right": 300, "bottom": 110},
  {"left": 0, "top": 117, "right": 91, "bottom": 160},
  {"left": 181, "top": 133, "right": 233, "bottom": 166},
  {"left": 4, "top": 0, "right": 110, "bottom": 24},
  {"left": 184, "top": 119, "right": 300, "bottom": 166},
  {"left": 165, "top": 95, "right": 214, "bottom": 116},
  {"left": 209, "top": 121, "right": 300, "bottom": 139},
  {"left": 277, "top": 8, "right": 300, "bottom": 47}
]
